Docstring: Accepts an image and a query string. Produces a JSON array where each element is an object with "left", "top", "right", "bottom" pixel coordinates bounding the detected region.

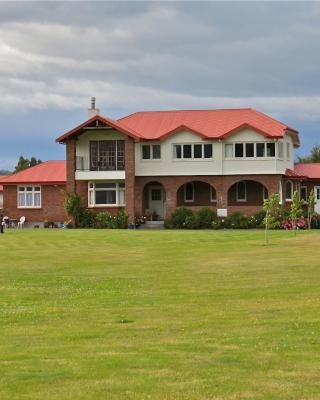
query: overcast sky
[{"left": 1, "top": 1, "right": 320, "bottom": 170}]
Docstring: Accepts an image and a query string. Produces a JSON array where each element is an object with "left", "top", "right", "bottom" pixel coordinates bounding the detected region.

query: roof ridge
[{"left": 118, "top": 108, "right": 253, "bottom": 121}]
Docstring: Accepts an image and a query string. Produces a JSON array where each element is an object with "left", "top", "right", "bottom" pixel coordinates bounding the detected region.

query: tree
[
  {"left": 297, "top": 145, "right": 320, "bottom": 163},
  {"left": 307, "top": 189, "right": 316, "bottom": 229},
  {"left": 65, "top": 192, "right": 83, "bottom": 228},
  {"left": 14, "top": 156, "right": 42, "bottom": 172},
  {"left": 290, "top": 190, "right": 303, "bottom": 236},
  {"left": 263, "top": 193, "right": 281, "bottom": 245}
]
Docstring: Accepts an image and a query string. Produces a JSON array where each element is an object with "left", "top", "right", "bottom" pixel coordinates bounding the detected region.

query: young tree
[
  {"left": 65, "top": 192, "right": 83, "bottom": 228},
  {"left": 290, "top": 190, "right": 303, "bottom": 236},
  {"left": 263, "top": 193, "right": 280, "bottom": 245},
  {"left": 307, "top": 189, "right": 316, "bottom": 229}
]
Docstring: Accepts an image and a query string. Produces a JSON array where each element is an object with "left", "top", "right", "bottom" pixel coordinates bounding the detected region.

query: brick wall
[
  {"left": 3, "top": 184, "right": 67, "bottom": 223},
  {"left": 135, "top": 174, "right": 282, "bottom": 218}
]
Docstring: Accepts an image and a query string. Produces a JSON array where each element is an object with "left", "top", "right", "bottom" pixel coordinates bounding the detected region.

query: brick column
[
  {"left": 66, "top": 138, "right": 76, "bottom": 194},
  {"left": 125, "top": 137, "right": 135, "bottom": 223},
  {"left": 165, "top": 183, "right": 178, "bottom": 218},
  {"left": 215, "top": 176, "right": 227, "bottom": 209}
]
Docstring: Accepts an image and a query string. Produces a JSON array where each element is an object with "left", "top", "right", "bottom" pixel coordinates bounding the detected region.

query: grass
[{"left": 1, "top": 229, "right": 320, "bottom": 399}]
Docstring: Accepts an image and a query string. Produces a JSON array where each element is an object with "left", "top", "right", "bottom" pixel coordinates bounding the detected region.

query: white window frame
[
  {"left": 224, "top": 142, "right": 276, "bottom": 159},
  {"left": 277, "top": 141, "right": 284, "bottom": 159},
  {"left": 285, "top": 180, "right": 293, "bottom": 202},
  {"left": 17, "top": 185, "right": 41, "bottom": 208},
  {"left": 141, "top": 143, "right": 161, "bottom": 161},
  {"left": 88, "top": 181, "right": 125, "bottom": 207},
  {"left": 210, "top": 186, "right": 217, "bottom": 203},
  {"left": 173, "top": 143, "right": 213, "bottom": 160},
  {"left": 184, "top": 182, "right": 194, "bottom": 202},
  {"left": 236, "top": 182, "right": 247, "bottom": 202}
]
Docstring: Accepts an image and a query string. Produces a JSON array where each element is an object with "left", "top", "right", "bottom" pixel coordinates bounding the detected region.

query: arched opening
[
  {"left": 143, "top": 181, "right": 166, "bottom": 220},
  {"left": 227, "top": 180, "right": 268, "bottom": 206},
  {"left": 177, "top": 181, "right": 216, "bottom": 207}
]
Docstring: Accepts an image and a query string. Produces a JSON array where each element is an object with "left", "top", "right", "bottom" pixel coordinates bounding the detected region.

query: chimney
[{"left": 87, "top": 96, "right": 100, "bottom": 118}]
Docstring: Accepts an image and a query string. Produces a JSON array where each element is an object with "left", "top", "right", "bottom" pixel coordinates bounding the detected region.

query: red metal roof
[
  {"left": 119, "top": 108, "right": 299, "bottom": 141},
  {"left": 294, "top": 163, "right": 320, "bottom": 179},
  {"left": 1, "top": 161, "right": 66, "bottom": 185},
  {"left": 56, "top": 108, "right": 299, "bottom": 144}
]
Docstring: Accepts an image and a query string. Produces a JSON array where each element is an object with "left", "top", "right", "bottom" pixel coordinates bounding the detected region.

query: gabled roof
[
  {"left": 56, "top": 108, "right": 299, "bottom": 144},
  {"left": 1, "top": 161, "right": 66, "bottom": 185},
  {"left": 56, "top": 114, "right": 140, "bottom": 143},
  {"left": 118, "top": 108, "right": 299, "bottom": 143},
  {"left": 294, "top": 163, "right": 320, "bottom": 179}
]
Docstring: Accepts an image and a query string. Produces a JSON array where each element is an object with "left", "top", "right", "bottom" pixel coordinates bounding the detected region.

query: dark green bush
[
  {"left": 96, "top": 212, "right": 116, "bottom": 228},
  {"left": 228, "top": 212, "right": 249, "bottom": 229},
  {"left": 167, "top": 207, "right": 194, "bottom": 229},
  {"left": 196, "top": 208, "right": 217, "bottom": 229},
  {"left": 79, "top": 208, "right": 96, "bottom": 228},
  {"left": 184, "top": 214, "right": 200, "bottom": 229},
  {"left": 248, "top": 210, "right": 266, "bottom": 228}
]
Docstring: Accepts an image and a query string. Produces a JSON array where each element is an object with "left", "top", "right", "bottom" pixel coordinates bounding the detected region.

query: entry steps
[{"left": 142, "top": 220, "right": 165, "bottom": 230}]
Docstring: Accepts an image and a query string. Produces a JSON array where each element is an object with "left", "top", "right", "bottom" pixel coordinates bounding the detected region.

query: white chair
[
  {"left": 2, "top": 216, "right": 9, "bottom": 229},
  {"left": 17, "top": 216, "right": 26, "bottom": 229}
]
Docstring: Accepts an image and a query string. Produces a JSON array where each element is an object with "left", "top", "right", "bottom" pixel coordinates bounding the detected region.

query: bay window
[
  {"left": 88, "top": 182, "right": 125, "bottom": 207},
  {"left": 18, "top": 186, "right": 41, "bottom": 208}
]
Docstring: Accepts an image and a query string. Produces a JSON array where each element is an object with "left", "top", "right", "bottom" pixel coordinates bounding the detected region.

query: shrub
[
  {"left": 184, "top": 214, "right": 200, "bottom": 229},
  {"left": 79, "top": 209, "right": 96, "bottom": 228},
  {"left": 65, "top": 192, "right": 83, "bottom": 228},
  {"left": 311, "top": 215, "right": 320, "bottom": 229},
  {"left": 250, "top": 210, "right": 266, "bottom": 228},
  {"left": 228, "top": 212, "right": 249, "bottom": 229},
  {"left": 196, "top": 208, "right": 217, "bottom": 229},
  {"left": 167, "top": 207, "right": 194, "bottom": 229},
  {"left": 96, "top": 212, "right": 116, "bottom": 229},
  {"left": 116, "top": 209, "right": 128, "bottom": 229}
]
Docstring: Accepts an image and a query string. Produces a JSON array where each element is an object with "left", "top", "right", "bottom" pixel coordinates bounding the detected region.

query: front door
[
  {"left": 315, "top": 186, "right": 320, "bottom": 214},
  {"left": 148, "top": 186, "right": 165, "bottom": 220}
]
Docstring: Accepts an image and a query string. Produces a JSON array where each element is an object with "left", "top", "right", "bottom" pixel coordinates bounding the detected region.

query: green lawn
[{"left": 1, "top": 229, "right": 320, "bottom": 400}]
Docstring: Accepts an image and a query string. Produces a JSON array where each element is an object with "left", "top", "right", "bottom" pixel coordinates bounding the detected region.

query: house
[
  {"left": 2, "top": 102, "right": 320, "bottom": 226},
  {"left": 1, "top": 161, "right": 66, "bottom": 226},
  {"left": 56, "top": 101, "right": 319, "bottom": 222},
  {"left": 0, "top": 175, "right": 6, "bottom": 209}
]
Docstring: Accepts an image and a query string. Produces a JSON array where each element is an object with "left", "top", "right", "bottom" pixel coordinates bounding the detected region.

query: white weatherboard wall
[
  {"left": 135, "top": 128, "right": 295, "bottom": 177},
  {"left": 75, "top": 129, "right": 126, "bottom": 180}
]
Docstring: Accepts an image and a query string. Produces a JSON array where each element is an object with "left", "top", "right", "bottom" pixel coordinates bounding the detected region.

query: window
[
  {"left": 286, "top": 142, "right": 291, "bottom": 161},
  {"left": 90, "top": 140, "right": 125, "bottom": 171},
  {"left": 224, "top": 142, "right": 276, "bottom": 158},
  {"left": 225, "top": 144, "right": 233, "bottom": 158},
  {"left": 235, "top": 143, "right": 244, "bottom": 158},
  {"left": 278, "top": 141, "right": 284, "bottom": 159},
  {"left": 184, "top": 183, "right": 194, "bottom": 202},
  {"left": 173, "top": 143, "right": 213, "bottom": 160},
  {"left": 204, "top": 144, "right": 213, "bottom": 158},
  {"left": 245, "top": 143, "right": 254, "bottom": 157},
  {"left": 173, "top": 144, "right": 182, "bottom": 159},
  {"left": 142, "top": 144, "right": 161, "bottom": 160},
  {"left": 88, "top": 182, "right": 125, "bottom": 206},
  {"left": 236, "top": 182, "right": 246, "bottom": 202},
  {"left": 256, "top": 143, "right": 265, "bottom": 157},
  {"left": 300, "top": 186, "right": 307, "bottom": 202},
  {"left": 18, "top": 186, "right": 41, "bottom": 208},
  {"left": 266, "top": 143, "right": 275, "bottom": 157},
  {"left": 151, "top": 189, "right": 161, "bottom": 201},
  {"left": 183, "top": 144, "right": 192, "bottom": 159},
  {"left": 210, "top": 186, "right": 217, "bottom": 202},
  {"left": 285, "top": 181, "right": 293, "bottom": 201}
]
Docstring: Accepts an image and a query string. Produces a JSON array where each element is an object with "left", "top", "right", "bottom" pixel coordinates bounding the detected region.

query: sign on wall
[{"left": 217, "top": 208, "right": 228, "bottom": 217}]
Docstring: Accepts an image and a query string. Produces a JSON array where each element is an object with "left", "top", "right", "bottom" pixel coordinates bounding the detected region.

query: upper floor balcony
[{"left": 75, "top": 139, "right": 126, "bottom": 180}]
